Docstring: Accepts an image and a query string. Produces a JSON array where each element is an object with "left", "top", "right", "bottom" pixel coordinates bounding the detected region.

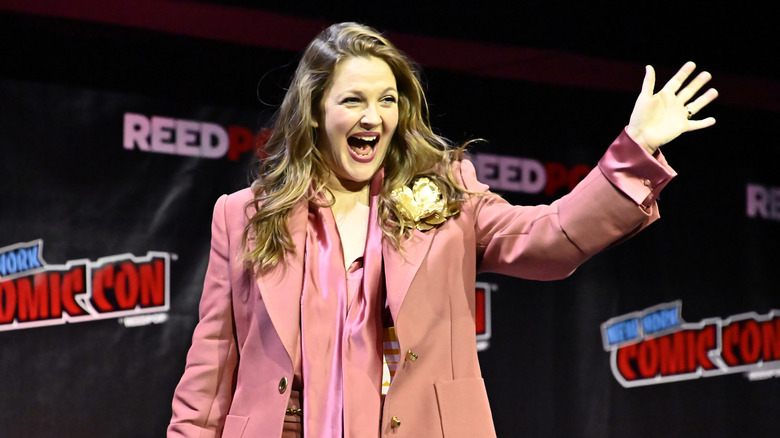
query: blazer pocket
[
  {"left": 222, "top": 415, "right": 249, "bottom": 438},
  {"left": 434, "top": 378, "right": 496, "bottom": 438}
]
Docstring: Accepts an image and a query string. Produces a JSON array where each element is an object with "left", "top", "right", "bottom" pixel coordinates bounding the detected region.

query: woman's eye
[
  {"left": 381, "top": 96, "right": 397, "bottom": 104},
  {"left": 340, "top": 97, "right": 361, "bottom": 104}
]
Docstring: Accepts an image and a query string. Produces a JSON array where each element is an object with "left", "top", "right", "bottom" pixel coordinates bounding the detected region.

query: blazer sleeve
[
  {"left": 168, "top": 194, "right": 239, "bottom": 438},
  {"left": 462, "top": 129, "right": 676, "bottom": 280}
]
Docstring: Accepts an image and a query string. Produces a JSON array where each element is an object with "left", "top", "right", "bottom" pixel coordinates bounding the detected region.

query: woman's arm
[
  {"left": 463, "top": 132, "right": 668, "bottom": 280},
  {"left": 168, "top": 195, "right": 239, "bottom": 438},
  {"left": 463, "top": 62, "right": 716, "bottom": 279}
]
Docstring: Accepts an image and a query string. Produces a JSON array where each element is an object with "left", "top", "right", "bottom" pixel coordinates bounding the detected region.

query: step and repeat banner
[{"left": 1, "top": 23, "right": 779, "bottom": 438}]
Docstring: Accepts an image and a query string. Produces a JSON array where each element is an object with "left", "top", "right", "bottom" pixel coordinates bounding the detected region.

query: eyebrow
[{"left": 339, "top": 86, "right": 398, "bottom": 97}]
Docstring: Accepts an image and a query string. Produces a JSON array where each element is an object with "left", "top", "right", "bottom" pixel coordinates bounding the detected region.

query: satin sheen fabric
[
  {"left": 168, "top": 130, "right": 676, "bottom": 437},
  {"left": 299, "top": 173, "right": 385, "bottom": 437}
]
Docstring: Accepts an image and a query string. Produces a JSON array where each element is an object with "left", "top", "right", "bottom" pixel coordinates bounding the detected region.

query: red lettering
[
  {"left": 140, "top": 260, "right": 165, "bottom": 307},
  {"left": 637, "top": 338, "right": 659, "bottom": 378},
  {"left": 722, "top": 322, "right": 739, "bottom": 366},
  {"left": 762, "top": 318, "right": 780, "bottom": 361},
  {"left": 48, "top": 272, "right": 62, "bottom": 318},
  {"left": 659, "top": 331, "right": 686, "bottom": 375},
  {"left": 544, "top": 162, "right": 593, "bottom": 196},
  {"left": 5, "top": 269, "right": 86, "bottom": 320},
  {"left": 696, "top": 326, "right": 716, "bottom": 370},
  {"left": 227, "top": 127, "right": 273, "bottom": 161},
  {"left": 616, "top": 327, "right": 718, "bottom": 382},
  {"left": 0, "top": 280, "right": 16, "bottom": 323},
  {"left": 17, "top": 277, "right": 46, "bottom": 321},
  {"left": 612, "top": 318, "right": 780, "bottom": 385},
  {"left": 91, "top": 259, "right": 167, "bottom": 313},
  {"left": 28, "top": 273, "right": 51, "bottom": 320},
  {"left": 92, "top": 265, "right": 115, "bottom": 311},
  {"left": 62, "top": 268, "right": 86, "bottom": 316},
  {"left": 721, "top": 319, "right": 780, "bottom": 366},
  {"left": 740, "top": 320, "right": 762, "bottom": 364},
  {"left": 0, "top": 258, "right": 169, "bottom": 327},
  {"left": 227, "top": 126, "right": 254, "bottom": 161},
  {"left": 544, "top": 162, "right": 567, "bottom": 196},
  {"left": 617, "top": 343, "right": 638, "bottom": 380},
  {"left": 658, "top": 329, "right": 716, "bottom": 375},
  {"left": 686, "top": 331, "right": 697, "bottom": 371},
  {"left": 115, "top": 262, "right": 139, "bottom": 310},
  {"left": 474, "top": 287, "right": 485, "bottom": 335},
  {"left": 5, "top": 271, "right": 87, "bottom": 323}
]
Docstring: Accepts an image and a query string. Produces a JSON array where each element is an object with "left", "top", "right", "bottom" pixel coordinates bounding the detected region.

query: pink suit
[{"left": 168, "top": 130, "right": 675, "bottom": 437}]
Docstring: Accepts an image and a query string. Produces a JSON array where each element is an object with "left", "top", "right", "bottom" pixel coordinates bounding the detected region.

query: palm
[{"left": 627, "top": 62, "right": 718, "bottom": 154}]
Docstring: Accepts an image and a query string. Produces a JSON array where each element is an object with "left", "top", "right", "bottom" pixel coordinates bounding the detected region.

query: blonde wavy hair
[{"left": 243, "top": 22, "right": 468, "bottom": 271}]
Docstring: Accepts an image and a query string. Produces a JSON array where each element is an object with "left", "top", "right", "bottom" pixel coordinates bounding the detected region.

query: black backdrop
[{"left": 1, "top": 2, "right": 779, "bottom": 437}]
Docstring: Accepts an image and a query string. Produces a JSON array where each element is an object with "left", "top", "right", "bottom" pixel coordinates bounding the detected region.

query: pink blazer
[{"left": 168, "top": 130, "right": 675, "bottom": 437}]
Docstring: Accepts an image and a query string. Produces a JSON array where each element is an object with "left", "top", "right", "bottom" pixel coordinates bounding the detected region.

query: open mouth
[{"left": 347, "top": 133, "right": 379, "bottom": 163}]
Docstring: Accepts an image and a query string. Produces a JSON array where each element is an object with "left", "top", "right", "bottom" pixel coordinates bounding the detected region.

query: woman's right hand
[{"left": 626, "top": 61, "right": 718, "bottom": 155}]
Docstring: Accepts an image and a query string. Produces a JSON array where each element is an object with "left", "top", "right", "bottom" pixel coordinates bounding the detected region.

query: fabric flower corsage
[{"left": 390, "top": 177, "right": 459, "bottom": 231}]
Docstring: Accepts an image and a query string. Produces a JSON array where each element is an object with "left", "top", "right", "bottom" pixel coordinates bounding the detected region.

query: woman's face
[{"left": 316, "top": 56, "right": 399, "bottom": 191}]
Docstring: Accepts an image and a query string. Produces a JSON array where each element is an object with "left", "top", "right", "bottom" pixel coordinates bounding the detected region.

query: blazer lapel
[
  {"left": 255, "top": 200, "right": 308, "bottom": 364},
  {"left": 362, "top": 171, "right": 386, "bottom": 309},
  {"left": 382, "top": 226, "right": 438, "bottom": 322}
]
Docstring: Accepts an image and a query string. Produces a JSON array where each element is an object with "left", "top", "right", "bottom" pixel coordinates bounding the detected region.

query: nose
[{"left": 360, "top": 104, "right": 381, "bottom": 127}]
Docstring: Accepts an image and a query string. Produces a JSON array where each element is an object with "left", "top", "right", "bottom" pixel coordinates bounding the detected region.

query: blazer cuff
[{"left": 597, "top": 128, "right": 677, "bottom": 209}]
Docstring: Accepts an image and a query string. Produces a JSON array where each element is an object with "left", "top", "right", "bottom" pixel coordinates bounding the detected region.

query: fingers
[
  {"left": 686, "top": 88, "right": 719, "bottom": 117},
  {"left": 687, "top": 116, "right": 717, "bottom": 131},
  {"left": 661, "top": 61, "right": 697, "bottom": 94},
  {"left": 677, "top": 70, "right": 713, "bottom": 103},
  {"left": 686, "top": 87, "right": 718, "bottom": 130},
  {"left": 640, "top": 65, "right": 656, "bottom": 96},
  {"left": 663, "top": 61, "right": 718, "bottom": 124}
]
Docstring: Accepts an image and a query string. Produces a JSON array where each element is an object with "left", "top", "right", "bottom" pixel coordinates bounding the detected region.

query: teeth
[{"left": 355, "top": 136, "right": 377, "bottom": 142}]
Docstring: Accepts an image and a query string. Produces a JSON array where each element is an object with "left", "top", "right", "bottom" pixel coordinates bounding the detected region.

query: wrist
[{"left": 625, "top": 126, "right": 658, "bottom": 155}]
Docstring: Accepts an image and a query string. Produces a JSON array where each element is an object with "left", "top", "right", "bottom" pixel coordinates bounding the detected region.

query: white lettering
[
  {"left": 123, "top": 113, "right": 150, "bottom": 151},
  {"left": 175, "top": 119, "right": 201, "bottom": 157},
  {"left": 473, "top": 153, "right": 546, "bottom": 194},
  {"left": 747, "top": 183, "right": 780, "bottom": 221},
  {"left": 121, "top": 313, "right": 169, "bottom": 328},
  {"left": 200, "top": 122, "right": 229, "bottom": 158},
  {"left": 151, "top": 116, "right": 176, "bottom": 154},
  {"left": 122, "top": 113, "right": 230, "bottom": 159}
]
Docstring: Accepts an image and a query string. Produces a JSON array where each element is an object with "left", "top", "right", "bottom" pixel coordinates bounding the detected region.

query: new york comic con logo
[
  {"left": 0, "top": 240, "right": 171, "bottom": 331},
  {"left": 601, "top": 301, "right": 780, "bottom": 387}
]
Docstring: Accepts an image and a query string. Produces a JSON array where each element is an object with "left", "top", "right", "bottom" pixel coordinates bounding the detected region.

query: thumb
[{"left": 640, "top": 65, "right": 656, "bottom": 97}]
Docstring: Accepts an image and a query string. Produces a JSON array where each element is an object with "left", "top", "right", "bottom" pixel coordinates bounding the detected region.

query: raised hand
[{"left": 626, "top": 61, "right": 718, "bottom": 154}]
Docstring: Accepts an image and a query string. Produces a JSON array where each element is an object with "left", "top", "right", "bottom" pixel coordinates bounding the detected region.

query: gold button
[
  {"left": 391, "top": 416, "right": 401, "bottom": 428},
  {"left": 406, "top": 349, "right": 418, "bottom": 362},
  {"left": 278, "top": 377, "right": 288, "bottom": 394}
]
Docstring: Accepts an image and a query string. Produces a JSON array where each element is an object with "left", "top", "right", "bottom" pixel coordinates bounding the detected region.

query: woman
[{"left": 168, "top": 22, "right": 717, "bottom": 437}]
